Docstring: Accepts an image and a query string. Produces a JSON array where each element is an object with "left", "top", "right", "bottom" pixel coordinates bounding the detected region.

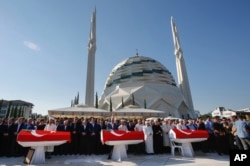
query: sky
[{"left": 0, "top": 0, "right": 249, "bottom": 115}]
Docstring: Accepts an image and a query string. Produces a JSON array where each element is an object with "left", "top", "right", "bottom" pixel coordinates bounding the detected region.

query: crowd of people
[{"left": 0, "top": 114, "right": 249, "bottom": 158}]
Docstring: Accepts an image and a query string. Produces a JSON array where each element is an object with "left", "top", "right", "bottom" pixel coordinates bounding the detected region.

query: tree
[
  {"left": 109, "top": 96, "right": 112, "bottom": 112},
  {"left": 71, "top": 92, "right": 80, "bottom": 107},
  {"left": 95, "top": 92, "right": 98, "bottom": 108},
  {"left": 76, "top": 91, "right": 79, "bottom": 105},
  {"left": 121, "top": 97, "right": 124, "bottom": 108},
  {"left": 144, "top": 99, "right": 147, "bottom": 109},
  {"left": 200, "top": 113, "right": 212, "bottom": 120},
  {"left": 132, "top": 93, "right": 135, "bottom": 105},
  {"left": 74, "top": 96, "right": 77, "bottom": 105}
]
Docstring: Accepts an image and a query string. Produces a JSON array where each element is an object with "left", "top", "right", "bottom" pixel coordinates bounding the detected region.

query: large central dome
[
  {"left": 105, "top": 56, "right": 176, "bottom": 88},
  {"left": 99, "top": 55, "right": 195, "bottom": 118}
]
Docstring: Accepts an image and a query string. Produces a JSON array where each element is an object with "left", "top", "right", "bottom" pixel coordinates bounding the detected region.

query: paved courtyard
[{"left": 0, "top": 152, "right": 229, "bottom": 166}]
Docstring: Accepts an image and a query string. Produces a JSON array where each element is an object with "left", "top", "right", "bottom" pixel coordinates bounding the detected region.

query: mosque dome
[
  {"left": 104, "top": 56, "right": 177, "bottom": 88},
  {"left": 99, "top": 55, "right": 194, "bottom": 118}
]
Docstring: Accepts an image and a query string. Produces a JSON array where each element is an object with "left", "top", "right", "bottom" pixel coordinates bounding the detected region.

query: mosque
[
  {"left": 86, "top": 8, "right": 196, "bottom": 119},
  {"left": 49, "top": 9, "right": 196, "bottom": 119}
]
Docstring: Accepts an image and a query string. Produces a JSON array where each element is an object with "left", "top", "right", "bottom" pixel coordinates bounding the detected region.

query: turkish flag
[
  {"left": 17, "top": 130, "right": 71, "bottom": 142},
  {"left": 101, "top": 130, "right": 144, "bottom": 144}
]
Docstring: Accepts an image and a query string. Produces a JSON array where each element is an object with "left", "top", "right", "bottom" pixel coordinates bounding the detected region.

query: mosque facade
[{"left": 84, "top": 9, "right": 196, "bottom": 119}]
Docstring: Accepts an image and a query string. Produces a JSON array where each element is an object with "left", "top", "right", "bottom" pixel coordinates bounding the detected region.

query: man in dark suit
[
  {"left": 127, "top": 120, "right": 135, "bottom": 131},
  {"left": 152, "top": 119, "right": 163, "bottom": 154},
  {"left": 79, "top": 119, "right": 90, "bottom": 155},
  {"left": 36, "top": 119, "right": 46, "bottom": 130},
  {"left": 127, "top": 120, "right": 136, "bottom": 153},
  {"left": 69, "top": 117, "right": 81, "bottom": 155},
  {"left": 107, "top": 119, "right": 119, "bottom": 130},
  {"left": 196, "top": 117, "right": 206, "bottom": 151},
  {"left": 106, "top": 118, "right": 120, "bottom": 159},
  {"left": 89, "top": 117, "right": 101, "bottom": 155},
  {"left": 56, "top": 119, "right": 71, "bottom": 155},
  {"left": 14, "top": 117, "right": 27, "bottom": 156},
  {"left": 0, "top": 118, "right": 6, "bottom": 156},
  {"left": 6, "top": 118, "right": 17, "bottom": 157},
  {"left": 213, "top": 116, "right": 226, "bottom": 155},
  {"left": 1, "top": 119, "right": 9, "bottom": 157},
  {"left": 25, "top": 118, "right": 35, "bottom": 130}
]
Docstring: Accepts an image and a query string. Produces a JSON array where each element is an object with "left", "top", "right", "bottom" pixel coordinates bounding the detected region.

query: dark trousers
[
  {"left": 214, "top": 134, "right": 225, "bottom": 154},
  {"left": 107, "top": 145, "right": 113, "bottom": 159},
  {"left": 235, "top": 135, "right": 244, "bottom": 150}
]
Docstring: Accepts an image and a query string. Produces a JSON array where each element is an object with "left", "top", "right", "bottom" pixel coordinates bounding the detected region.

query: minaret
[
  {"left": 171, "top": 17, "right": 194, "bottom": 114},
  {"left": 85, "top": 8, "right": 96, "bottom": 106}
]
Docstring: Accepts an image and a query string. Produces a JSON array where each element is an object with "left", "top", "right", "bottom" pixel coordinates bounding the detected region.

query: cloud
[{"left": 23, "top": 41, "right": 40, "bottom": 51}]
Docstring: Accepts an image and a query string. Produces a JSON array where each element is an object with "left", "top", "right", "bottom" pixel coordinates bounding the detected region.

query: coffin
[
  {"left": 101, "top": 130, "right": 144, "bottom": 145},
  {"left": 169, "top": 129, "right": 209, "bottom": 143},
  {"left": 17, "top": 130, "right": 71, "bottom": 147}
]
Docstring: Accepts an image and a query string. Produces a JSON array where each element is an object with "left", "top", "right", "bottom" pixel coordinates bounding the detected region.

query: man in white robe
[
  {"left": 118, "top": 120, "right": 128, "bottom": 131},
  {"left": 143, "top": 121, "right": 154, "bottom": 154},
  {"left": 118, "top": 120, "right": 128, "bottom": 150},
  {"left": 44, "top": 117, "right": 57, "bottom": 159},
  {"left": 161, "top": 119, "right": 173, "bottom": 152}
]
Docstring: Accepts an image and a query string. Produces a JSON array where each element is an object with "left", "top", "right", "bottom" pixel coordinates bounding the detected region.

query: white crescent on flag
[
  {"left": 177, "top": 128, "right": 193, "bottom": 135},
  {"left": 30, "top": 130, "right": 45, "bottom": 137},
  {"left": 110, "top": 130, "right": 129, "bottom": 137}
]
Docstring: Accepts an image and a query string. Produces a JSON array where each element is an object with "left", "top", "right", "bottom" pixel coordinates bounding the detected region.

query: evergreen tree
[
  {"left": 5, "top": 101, "right": 12, "bottom": 118},
  {"left": 95, "top": 92, "right": 98, "bottom": 108},
  {"left": 109, "top": 96, "right": 112, "bottom": 112},
  {"left": 121, "top": 97, "right": 124, "bottom": 108},
  {"left": 132, "top": 93, "right": 135, "bottom": 105},
  {"left": 76, "top": 92, "right": 79, "bottom": 105},
  {"left": 74, "top": 96, "right": 77, "bottom": 105}
]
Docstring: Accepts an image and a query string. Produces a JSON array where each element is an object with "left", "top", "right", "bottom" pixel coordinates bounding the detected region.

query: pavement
[{"left": 0, "top": 151, "right": 229, "bottom": 166}]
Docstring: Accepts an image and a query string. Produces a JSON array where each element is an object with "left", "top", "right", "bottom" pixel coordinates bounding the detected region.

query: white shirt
[
  {"left": 44, "top": 123, "right": 57, "bottom": 131},
  {"left": 135, "top": 123, "right": 144, "bottom": 131},
  {"left": 176, "top": 123, "right": 187, "bottom": 130},
  {"left": 118, "top": 125, "right": 128, "bottom": 131}
]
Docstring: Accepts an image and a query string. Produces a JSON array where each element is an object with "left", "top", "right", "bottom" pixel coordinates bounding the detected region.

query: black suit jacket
[
  {"left": 89, "top": 123, "right": 101, "bottom": 135},
  {"left": 70, "top": 122, "right": 82, "bottom": 135},
  {"left": 37, "top": 124, "right": 46, "bottom": 130},
  {"left": 80, "top": 124, "right": 90, "bottom": 136},
  {"left": 15, "top": 123, "right": 25, "bottom": 133},
  {"left": 57, "top": 124, "right": 71, "bottom": 132}
]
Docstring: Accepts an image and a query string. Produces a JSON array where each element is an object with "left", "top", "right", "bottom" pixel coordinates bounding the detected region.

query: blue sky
[{"left": 0, "top": 0, "right": 249, "bottom": 115}]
